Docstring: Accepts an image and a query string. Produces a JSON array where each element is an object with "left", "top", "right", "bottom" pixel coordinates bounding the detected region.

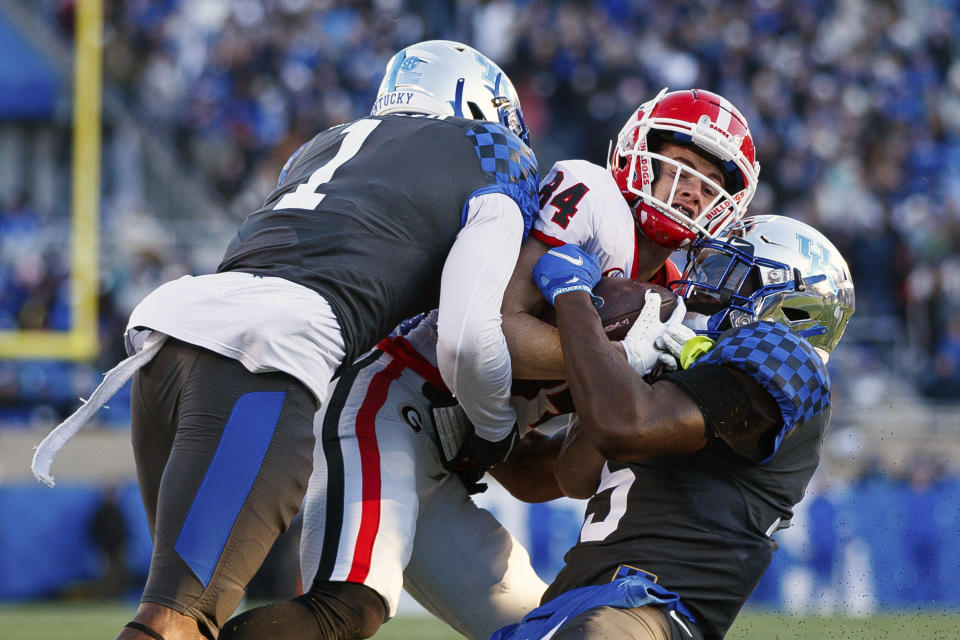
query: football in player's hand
[{"left": 540, "top": 277, "right": 679, "bottom": 340}]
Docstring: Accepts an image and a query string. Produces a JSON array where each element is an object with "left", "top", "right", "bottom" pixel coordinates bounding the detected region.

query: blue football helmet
[
  {"left": 371, "top": 40, "right": 529, "bottom": 146},
  {"left": 672, "top": 214, "right": 855, "bottom": 353}
]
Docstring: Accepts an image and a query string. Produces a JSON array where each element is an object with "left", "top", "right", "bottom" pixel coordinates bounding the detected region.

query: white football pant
[{"left": 299, "top": 348, "right": 546, "bottom": 639}]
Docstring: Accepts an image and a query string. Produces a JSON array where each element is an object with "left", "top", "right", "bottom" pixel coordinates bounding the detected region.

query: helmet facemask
[
  {"left": 674, "top": 240, "right": 794, "bottom": 332},
  {"left": 671, "top": 215, "right": 856, "bottom": 353}
]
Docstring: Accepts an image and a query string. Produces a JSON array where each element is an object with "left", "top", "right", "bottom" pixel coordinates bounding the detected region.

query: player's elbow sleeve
[
  {"left": 435, "top": 331, "right": 460, "bottom": 392},
  {"left": 435, "top": 319, "right": 499, "bottom": 395}
]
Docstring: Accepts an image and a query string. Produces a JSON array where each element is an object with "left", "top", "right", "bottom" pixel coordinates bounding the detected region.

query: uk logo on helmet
[{"left": 797, "top": 234, "right": 831, "bottom": 273}]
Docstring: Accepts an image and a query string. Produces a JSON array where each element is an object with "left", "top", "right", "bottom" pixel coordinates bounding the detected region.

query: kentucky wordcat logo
[{"left": 372, "top": 91, "right": 416, "bottom": 113}]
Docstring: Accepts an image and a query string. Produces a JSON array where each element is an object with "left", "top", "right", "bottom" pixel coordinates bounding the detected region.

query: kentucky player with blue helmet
[{"left": 497, "top": 215, "right": 853, "bottom": 640}]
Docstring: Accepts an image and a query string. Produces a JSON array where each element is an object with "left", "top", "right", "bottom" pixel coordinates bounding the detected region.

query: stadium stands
[{"left": 2, "top": 0, "right": 958, "bottom": 414}]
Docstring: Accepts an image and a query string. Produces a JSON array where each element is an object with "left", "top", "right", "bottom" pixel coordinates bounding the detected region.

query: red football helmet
[{"left": 608, "top": 88, "right": 760, "bottom": 250}]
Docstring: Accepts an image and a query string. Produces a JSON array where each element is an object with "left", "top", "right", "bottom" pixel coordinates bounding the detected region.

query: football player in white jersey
[
  {"left": 291, "top": 88, "right": 760, "bottom": 640},
  {"left": 503, "top": 87, "right": 759, "bottom": 380}
]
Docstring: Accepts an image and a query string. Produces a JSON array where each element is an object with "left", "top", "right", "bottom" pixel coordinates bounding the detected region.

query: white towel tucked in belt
[{"left": 31, "top": 331, "right": 167, "bottom": 487}]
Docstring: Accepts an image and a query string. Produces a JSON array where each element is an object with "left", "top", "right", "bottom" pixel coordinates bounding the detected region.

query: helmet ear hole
[
  {"left": 782, "top": 307, "right": 810, "bottom": 322},
  {"left": 466, "top": 102, "right": 486, "bottom": 120}
]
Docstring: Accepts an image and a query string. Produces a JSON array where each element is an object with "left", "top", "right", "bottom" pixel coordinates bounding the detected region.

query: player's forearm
[
  {"left": 502, "top": 312, "right": 566, "bottom": 379},
  {"left": 556, "top": 292, "right": 708, "bottom": 460},
  {"left": 554, "top": 291, "right": 660, "bottom": 459},
  {"left": 489, "top": 429, "right": 564, "bottom": 503},
  {"left": 555, "top": 418, "right": 605, "bottom": 499},
  {"left": 501, "top": 235, "right": 564, "bottom": 379}
]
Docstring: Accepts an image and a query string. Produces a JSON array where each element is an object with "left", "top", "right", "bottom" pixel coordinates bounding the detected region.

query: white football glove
[
  {"left": 621, "top": 292, "right": 694, "bottom": 375},
  {"left": 655, "top": 303, "right": 696, "bottom": 361}
]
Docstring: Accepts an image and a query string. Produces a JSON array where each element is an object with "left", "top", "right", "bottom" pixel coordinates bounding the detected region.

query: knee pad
[
  {"left": 297, "top": 581, "right": 387, "bottom": 639},
  {"left": 218, "top": 582, "right": 385, "bottom": 640}
]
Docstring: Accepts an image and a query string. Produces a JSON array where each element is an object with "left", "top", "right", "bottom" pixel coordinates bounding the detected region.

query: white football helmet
[
  {"left": 673, "top": 214, "right": 855, "bottom": 353},
  {"left": 371, "top": 40, "right": 529, "bottom": 146}
]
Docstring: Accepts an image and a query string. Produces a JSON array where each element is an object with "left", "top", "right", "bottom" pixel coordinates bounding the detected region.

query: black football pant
[{"left": 130, "top": 338, "right": 317, "bottom": 639}]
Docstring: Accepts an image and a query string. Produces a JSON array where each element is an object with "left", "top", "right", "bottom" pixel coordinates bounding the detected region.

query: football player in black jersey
[
  {"left": 49, "top": 40, "right": 539, "bottom": 640},
  {"left": 493, "top": 214, "right": 854, "bottom": 640}
]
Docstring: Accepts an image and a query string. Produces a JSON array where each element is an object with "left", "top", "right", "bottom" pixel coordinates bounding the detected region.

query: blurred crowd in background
[
  {"left": 4, "top": 449, "right": 960, "bottom": 608},
  {"left": 3, "top": 0, "right": 960, "bottom": 425}
]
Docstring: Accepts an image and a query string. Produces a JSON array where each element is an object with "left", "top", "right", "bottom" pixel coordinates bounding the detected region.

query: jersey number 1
[{"left": 274, "top": 119, "right": 381, "bottom": 211}]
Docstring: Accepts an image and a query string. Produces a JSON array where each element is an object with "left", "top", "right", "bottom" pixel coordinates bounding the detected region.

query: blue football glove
[{"left": 533, "top": 244, "right": 602, "bottom": 306}]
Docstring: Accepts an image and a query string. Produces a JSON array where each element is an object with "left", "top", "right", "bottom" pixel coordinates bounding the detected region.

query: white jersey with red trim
[
  {"left": 379, "top": 160, "right": 683, "bottom": 435},
  {"left": 532, "top": 160, "right": 639, "bottom": 279},
  {"left": 380, "top": 311, "right": 571, "bottom": 435}
]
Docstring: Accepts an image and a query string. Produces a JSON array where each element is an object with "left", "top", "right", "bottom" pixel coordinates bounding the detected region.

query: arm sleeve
[
  {"left": 692, "top": 320, "right": 832, "bottom": 463},
  {"left": 437, "top": 192, "right": 524, "bottom": 441},
  {"left": 660, "top": 363, "right": 782, "bottom": 464}
]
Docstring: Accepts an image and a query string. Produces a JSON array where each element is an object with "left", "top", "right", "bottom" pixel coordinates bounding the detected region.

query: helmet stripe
[
  {"left": 449, "top": 77, "right": 465, "bottom": 117},
  {"left": 385, "top": 49, "right": 405, "bottom": 92},
  {"left": 714, "top": 98, "right": 733, "bottom": 131}
]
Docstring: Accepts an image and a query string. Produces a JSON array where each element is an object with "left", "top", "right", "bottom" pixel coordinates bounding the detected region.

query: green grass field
[{"left": 0, "top": 602, "right": 958, "bottom": 640}]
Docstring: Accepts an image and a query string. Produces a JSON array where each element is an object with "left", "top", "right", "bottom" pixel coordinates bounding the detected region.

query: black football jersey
[
  {"left": 545, "top": 322, "right": 832, "bottom": 640},
  {"left": 218, "top": 115, "right": 539, "bottom": 362}
]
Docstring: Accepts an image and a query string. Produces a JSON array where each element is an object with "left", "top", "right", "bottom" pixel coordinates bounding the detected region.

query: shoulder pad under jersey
[
  {"left": 463, "top": 121, "right": 539, "bottom": 236},
  {"left": 532, "top": 160, "right": 637, "bottom": 276}
]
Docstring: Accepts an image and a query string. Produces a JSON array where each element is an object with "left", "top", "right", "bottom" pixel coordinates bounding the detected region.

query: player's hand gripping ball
[{"left": 621, "top": 292, "right": 693, "bottom": 375}]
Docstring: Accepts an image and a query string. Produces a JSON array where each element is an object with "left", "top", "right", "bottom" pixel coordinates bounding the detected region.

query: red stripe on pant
[{"left": 346, "top": 357, "right": 406, "bottom": 582}]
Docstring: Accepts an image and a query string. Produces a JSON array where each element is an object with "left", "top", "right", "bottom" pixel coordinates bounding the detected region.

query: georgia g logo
[{"left": 400, "top": 403, "right": 423, "bottom": 433}]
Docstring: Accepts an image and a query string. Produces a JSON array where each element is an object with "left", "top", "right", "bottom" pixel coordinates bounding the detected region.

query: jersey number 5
[
  {"left": 274, "top": 119, "right": 381, "bottom": 211},
  {"left": 538, "top": 171, "right": 588, "bottom": 229},
  {"left": 579, "top": 465, "right": 635, "bottom": 543}
]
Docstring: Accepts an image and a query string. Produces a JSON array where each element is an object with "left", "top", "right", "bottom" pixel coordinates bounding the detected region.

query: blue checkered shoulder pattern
[
  {"left": 464, "top": 122, "right": 539, "bottom": 236},
  {"left": 695, "top": 320, "right": 831, "bottom": 462}
]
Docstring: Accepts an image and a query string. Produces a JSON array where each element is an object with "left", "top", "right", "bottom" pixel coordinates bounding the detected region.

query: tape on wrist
[{"left": 552, "top": 284, "right": 594, "bottom": 304}]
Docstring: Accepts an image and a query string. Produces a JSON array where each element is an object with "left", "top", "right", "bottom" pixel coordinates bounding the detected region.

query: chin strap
[{"left": 124, "top": 621, "right": 166, "bottom": 640}]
